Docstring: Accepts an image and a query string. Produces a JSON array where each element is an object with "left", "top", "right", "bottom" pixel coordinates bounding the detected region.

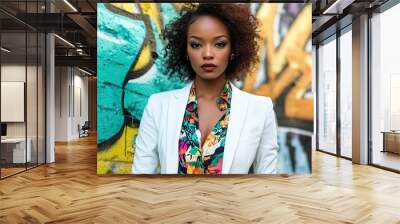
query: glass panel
[
  {"left": 1, "top": 30, "right": 27, "bottom": 177},
  {"left": 0, "top": 0, "right": 28, "bottom": 178},
  {"left": 26, "top": 0, "right": 38, "bottom": 169},
  {"left": 339, "top": 29, "right": 352, "bottom": 158},
  {"left": 317, "top": 37, "right": 337, "bottom": 154},
  {"left": 27, "top": 31, "right": 38, "bottom": 169},
  {"left": 371, "top": 4, "right": 400, "bottom": 171},
  {"left": 0, "top": 1, "right": 46, "bottom": 178},
  {"left": 38, "top": 32, "right": 45, "bottom": 165}
]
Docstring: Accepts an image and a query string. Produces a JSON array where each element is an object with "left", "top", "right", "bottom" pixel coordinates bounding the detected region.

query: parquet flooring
[
  {"left": 1, "top": 167, "right": 25, "bottom": 178},
  {"left": 1, "top": 163, "right": 44, "bottom": 178},
  {"left": 1, "top": 135, "right": 400, "bottom": 223}
]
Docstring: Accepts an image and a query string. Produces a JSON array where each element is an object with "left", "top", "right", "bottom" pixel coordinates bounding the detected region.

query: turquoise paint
[
  {"left": 160, "top": 3, "right": 180, "bottom": 29},
  {"left": 291, "top": 134, "right": 311, "bottom": 174},
  {"left": 277, "top": 130, "right": 311, "bottom": 174},
  {"left": 97, "top": 4, "right": 146, "bottom": 144},
  {"left": 277, "top": 131, "right": 294, "bottom": 174},
  {"left": 123, "top": 6, "right": 186, "bottom": 121}
]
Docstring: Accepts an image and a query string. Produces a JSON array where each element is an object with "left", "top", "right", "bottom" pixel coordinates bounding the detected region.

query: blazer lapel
[
  {"left": 222, "top": 83, "right": 249, "bottom": 174},
  {"left": 164, "top": 82, "right": 193, "bottom": 174}
]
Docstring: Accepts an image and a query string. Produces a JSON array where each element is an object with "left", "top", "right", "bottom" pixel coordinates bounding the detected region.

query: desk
[
  {"left": 382, "top": 131, "right": 400, "bottom": 154},
  {"left": 1, "top": 138, "right": 31, "bottom": 163}
]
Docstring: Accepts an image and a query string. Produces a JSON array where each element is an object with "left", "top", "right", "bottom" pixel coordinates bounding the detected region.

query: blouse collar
[{"left": 188, "top": 81, "right": 232, "bottom": 112}]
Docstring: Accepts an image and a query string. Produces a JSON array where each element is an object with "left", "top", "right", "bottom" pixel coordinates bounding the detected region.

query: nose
[{"left": 202, "top": 45, "right": 214, "bottom": 60}]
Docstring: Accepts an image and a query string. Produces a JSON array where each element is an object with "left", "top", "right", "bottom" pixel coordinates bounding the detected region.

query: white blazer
[{"left": 132, "top": 82, "right": 278, "bottom": 174}]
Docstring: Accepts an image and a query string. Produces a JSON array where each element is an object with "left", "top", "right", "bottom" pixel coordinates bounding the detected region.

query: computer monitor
[{"left": 1, "top": 123, "right": 7, "bottom": 137}]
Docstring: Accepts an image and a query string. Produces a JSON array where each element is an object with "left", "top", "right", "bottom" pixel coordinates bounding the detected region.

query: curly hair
[{"left": 161, "top": 3, "right": 261, "bottom": 81}]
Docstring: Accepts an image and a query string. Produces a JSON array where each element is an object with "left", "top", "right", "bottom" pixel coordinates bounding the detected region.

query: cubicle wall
[{"left": 0, "top": 1, "right": 46, "bottom": 179}]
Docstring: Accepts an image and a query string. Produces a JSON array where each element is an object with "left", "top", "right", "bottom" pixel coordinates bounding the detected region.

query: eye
[
  {"left": 215, "top": 41, "right": 227, "bottom": 48},
  {"left": 190, "top": 42, "right": 201, "bottom": 49}
]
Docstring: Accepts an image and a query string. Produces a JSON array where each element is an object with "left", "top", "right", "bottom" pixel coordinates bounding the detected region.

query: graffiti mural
[{"left": 97, "top": 3, "right": 313, "bottom": 174}]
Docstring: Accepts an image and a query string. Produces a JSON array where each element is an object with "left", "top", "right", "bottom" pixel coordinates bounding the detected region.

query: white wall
[
  {"left": 55, "top": 66, "right": 69, "bottom": 141},
  {"left": 1, "top": 65, "right": 40, "bottom": 138},
  {"left": 54, "top": 67, "right": 89, "bottom": 141},
  {"left": 1, "top": 65, "right": 26, "bottom": 139},
  {"left": 72, "top": 73, "right": 89, "bottom": 138}
]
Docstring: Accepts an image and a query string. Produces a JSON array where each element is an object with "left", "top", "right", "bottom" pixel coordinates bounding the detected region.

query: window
[
  {"left": 339, "top": 28, "right": 352, "bottom": 158},
  {"left": 317, "top": 36, "right": 337, "bottom": 155},
  {"left": 370, "top": 3, "right": 400, "bottom": 171},
  {"left": 0, "top": 1, "right": 47, "bottom": 179}
]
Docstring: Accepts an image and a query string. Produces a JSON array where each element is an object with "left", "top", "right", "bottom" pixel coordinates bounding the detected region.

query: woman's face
[{"left": 187, "top": 15, "right": 231, "bottom": 80}]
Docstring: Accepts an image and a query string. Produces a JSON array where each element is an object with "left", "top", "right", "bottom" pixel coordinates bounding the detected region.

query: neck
[{"left": 194, "top": 75, "right": 227, "bottom": 101}]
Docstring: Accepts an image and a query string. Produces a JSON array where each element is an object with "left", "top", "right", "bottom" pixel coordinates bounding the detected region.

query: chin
[{"left": 197, "top": 72, "right": 224, "bottom": 80}]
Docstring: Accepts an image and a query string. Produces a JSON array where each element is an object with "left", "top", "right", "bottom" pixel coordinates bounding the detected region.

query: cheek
[
  {"left": 187, "top": 49, "right": 199, "bottom": 63},
  {"left": 219, "top": 49, "right": 231, "bottom": 64}
]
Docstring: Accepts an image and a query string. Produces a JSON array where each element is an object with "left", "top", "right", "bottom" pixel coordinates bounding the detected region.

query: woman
[{"left": 132, "top": 3, "right": 278, "bottom": 174}]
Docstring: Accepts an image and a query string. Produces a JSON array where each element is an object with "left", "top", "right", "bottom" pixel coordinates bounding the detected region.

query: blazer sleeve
[
  {"left": 132, "top": 95, "right": 160, "bottom": 174},
  {"left": 253, "top": 97, "right": 279, "bottom": 174}
]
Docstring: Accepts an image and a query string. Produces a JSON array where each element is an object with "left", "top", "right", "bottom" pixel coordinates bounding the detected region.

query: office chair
[{"left": 79, "top": 121, "right": 90, "bottom": 138}]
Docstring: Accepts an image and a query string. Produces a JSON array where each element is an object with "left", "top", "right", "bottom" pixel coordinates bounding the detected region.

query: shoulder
[
  {"left": 233, "top": 86, "right": 273, "bottom": 112},
  {"left": 147, "top": 83, "right": 191, "bottom": 106}
]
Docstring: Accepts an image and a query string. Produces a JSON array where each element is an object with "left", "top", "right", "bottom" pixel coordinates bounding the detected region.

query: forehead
[{"left": 187, "top": 15, "right": 230, "bottom": 38}]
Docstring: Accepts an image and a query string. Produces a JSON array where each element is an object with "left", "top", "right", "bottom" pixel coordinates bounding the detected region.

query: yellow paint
[
  {"left": 257, "top": 4, "right": 278, "bottom": 81},
  {"left": 97, "top": 160, "right": 117, "bottom": 174},
  {"left": 111, "top": 3, "right": 134, "bottom": 13},
  {"left": 97, "top": 126, "right": 138, "bottom": 174},
  {"left": 243, "top": 3, "right": 313, "bottom": 121},
  {"left": 132, "top": 43, "right": 152, "bottom": 71},
  {"left": 140, "top": 3, "right": 162, "bottom": 32},
  {"left": 273, "top": 4, "right": 312, "bottom": 75},
  {"left": 115, "top": 162, "right": 133, "bottom": 174},
  {"left": 244, "top": 4, "right": 278, "bottom": 93},
  {"left": 97, "top": 160, "right": 133, "bottom": 174},
  {"left": 174, "top": 3, "right": 198, "bottom": 11},
  {"left": 110, "top": 4, "right": 155, "bottom": 87}
]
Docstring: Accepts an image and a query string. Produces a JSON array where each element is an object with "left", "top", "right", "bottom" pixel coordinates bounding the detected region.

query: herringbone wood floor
[{"left": 1, "top": 135, "right": 400, "bottom": 224}]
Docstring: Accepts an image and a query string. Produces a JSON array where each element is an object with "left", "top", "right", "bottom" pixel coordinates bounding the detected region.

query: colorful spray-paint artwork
[{"left": 97, "top": 3, "right": 313, "bottom": 174}]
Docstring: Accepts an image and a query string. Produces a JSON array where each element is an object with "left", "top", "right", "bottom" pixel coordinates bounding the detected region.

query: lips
[{"left": 201, "top": 63, "right": 217, "bottom": 72}]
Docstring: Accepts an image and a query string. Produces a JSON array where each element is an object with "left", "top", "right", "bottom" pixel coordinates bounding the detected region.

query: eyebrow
[{"left": 188, "top": 35, "right": 229, "bottom": 40}]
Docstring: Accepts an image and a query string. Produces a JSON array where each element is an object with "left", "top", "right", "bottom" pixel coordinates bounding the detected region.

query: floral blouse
[{"left": 178, "top": 82, "right": 232, "bottom": 174}]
